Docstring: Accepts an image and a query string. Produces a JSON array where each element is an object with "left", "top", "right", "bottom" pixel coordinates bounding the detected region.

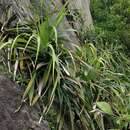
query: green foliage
[
  {"left": 91, "top": 0, "right": 130, "bottom": 45},
  {"left": 1, "top": 0, "right": 130, "bottom": 130},
  {"left": 96, "top": 102, "right": 113, "bottom": 115},
  {"left": 0, "top": 4, "right": 96, "bottom": 130}
]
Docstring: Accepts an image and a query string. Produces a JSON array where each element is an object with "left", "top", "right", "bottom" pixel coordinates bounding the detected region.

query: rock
[{"left": 0, "top": 75, "right": 49, "bottom": 130}]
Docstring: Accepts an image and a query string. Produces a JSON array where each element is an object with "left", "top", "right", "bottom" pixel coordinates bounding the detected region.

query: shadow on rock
[{"left": 0, "top": 75, "right": 49, "bottom": 130}]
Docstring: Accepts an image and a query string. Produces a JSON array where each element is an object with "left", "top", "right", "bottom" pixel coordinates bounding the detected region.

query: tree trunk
[
  {"left": 44, "top": 0, "right": 93, "bottom": 48},
  {"left": 0, "top": 0, "right": 93, "bottom": 49},
  {"left": 0, "top": 0, "right": 32, "bottom": 24},
  {"left": 68, "top": 0, "right": 93, "bottom": 30},
  {"left": 45, "top": 0, "right": 80, "bottom": 49}
]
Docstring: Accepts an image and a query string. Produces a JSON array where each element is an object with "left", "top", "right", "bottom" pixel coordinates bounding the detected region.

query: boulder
[{"left": 0, "top": 75, "right": 49, "bottom": 130}]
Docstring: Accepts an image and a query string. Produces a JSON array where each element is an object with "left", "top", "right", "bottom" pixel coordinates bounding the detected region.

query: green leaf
[
  {"left": 39, "top": 20, "right": 50, "bottom": 49},
  {"left": 120, "top": 114, "right": 130, "bottom": 121},
  {"left": 23, "top": 72, "right": 36, "bottom": 99},
  {"left": 32, "top": 95, "right": 40, "bottom": 106},
  {"left": 96, "top": 102, "right": 113, "bottom": 115},
  {"left": 35, "top": 35, "right": 41, "bottom": 65},
  {"left": 38, "top": 60, "right": 52, "bottom": 96},
  {"left": 0, "top": 41, "right": 11, "bottom": 49},
  {"left": 29, "top": 85, "right": 34, "bottom": 106},
  {"left": 23, "top": 35, "right": 35, "bottom": 53},
  {"left": 53, "top": 5, "right": 66, "bottom": 27}
]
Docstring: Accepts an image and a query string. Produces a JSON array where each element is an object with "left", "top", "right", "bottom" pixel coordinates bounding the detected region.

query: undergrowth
[{"left": 0, "top": 0, "right": 130, "bottom": 130}]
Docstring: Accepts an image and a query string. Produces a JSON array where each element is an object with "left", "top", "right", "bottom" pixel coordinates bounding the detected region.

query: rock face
[{"left": 0, "top": 76, "right": 49, "bottom": 130}]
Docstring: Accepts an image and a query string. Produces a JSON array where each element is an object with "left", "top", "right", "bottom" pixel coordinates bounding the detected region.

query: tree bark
[
  {"left": 68, "top": 0, "right": 93, "bottom": 30},
  {"left": 45, "top": 0, "right": 80, "bottom": 49},
  {"left": 0, "top": 0, "right": 32, "bottom": 24},
  {"left": 0, "top": 0, "right": 93, "bottom": 49}
]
